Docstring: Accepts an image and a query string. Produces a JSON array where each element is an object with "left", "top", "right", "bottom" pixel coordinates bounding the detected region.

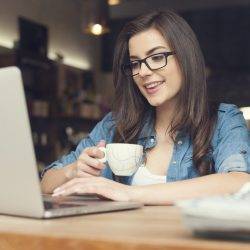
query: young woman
[{"left": 41, "top": 10, "right": 250, "bottom": 205}]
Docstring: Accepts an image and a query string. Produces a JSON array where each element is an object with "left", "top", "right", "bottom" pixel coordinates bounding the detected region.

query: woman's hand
[
  {"left": 67, "top": 140, "right": 106, "bottom": 179},
  {"left": 52, "top": 176, "right": 134, "bottom": 202}
]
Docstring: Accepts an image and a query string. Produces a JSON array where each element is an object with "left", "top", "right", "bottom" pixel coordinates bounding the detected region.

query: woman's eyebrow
[{"left": 129, "top": 46, "right": 167, "bottom": 60}]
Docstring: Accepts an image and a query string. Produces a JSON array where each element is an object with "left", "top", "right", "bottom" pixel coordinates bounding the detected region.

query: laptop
[{"left": 0, "top": 66, "right": 142, "bottom": 218}]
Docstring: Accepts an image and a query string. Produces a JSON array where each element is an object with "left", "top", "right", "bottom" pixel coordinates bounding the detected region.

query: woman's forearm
[
  {"left": 130, "top": 172, "right": 250, "bottom": 205},
  {"left": 40, "top": 163, "right": 76, "bottom": 194}
]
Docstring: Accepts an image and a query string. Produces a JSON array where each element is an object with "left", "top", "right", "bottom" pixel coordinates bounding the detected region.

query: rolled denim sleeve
[
  {"left": 41, "top": 112, "right": 115, "bottom": 177},
  {"left": 213, "top": 104, "right": 250, "bottom": 173}
]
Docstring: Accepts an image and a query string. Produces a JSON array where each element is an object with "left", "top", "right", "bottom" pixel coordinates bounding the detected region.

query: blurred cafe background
[{"left": 0, "top": 0, "right": 249, "bottom": 173}]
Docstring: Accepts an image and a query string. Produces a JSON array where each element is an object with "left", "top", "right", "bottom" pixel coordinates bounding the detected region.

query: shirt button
[
  {"left": 150, "top": 138, "right": 155, "bottom": 143},
  {"left": 172, "top": 161, "right": 177, "bottom": 164},
  {"left": 177, "top": 140, "right": 183, "bottom": 145}
]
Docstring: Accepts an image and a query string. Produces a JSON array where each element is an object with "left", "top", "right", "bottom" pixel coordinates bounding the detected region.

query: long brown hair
[{"left": 112, "top": 10, "right": 218, "bottom": 176}]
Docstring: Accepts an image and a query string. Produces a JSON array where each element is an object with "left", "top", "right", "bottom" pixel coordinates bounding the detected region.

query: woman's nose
[{"left": 138, "top": 62, "right": 153, "bottom": 77}]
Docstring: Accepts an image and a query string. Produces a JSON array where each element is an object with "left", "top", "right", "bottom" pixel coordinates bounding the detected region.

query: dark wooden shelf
[
  {"left": 30, "top": 115, "right": 99, "bottom": 124},
  {"left": 0, "top": 51, "right": 99, "bottom": 166}
]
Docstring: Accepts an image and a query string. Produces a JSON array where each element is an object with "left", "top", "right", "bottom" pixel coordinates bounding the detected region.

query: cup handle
[{"left": 98, "top": 147, "right": 107, "bottom": 163}]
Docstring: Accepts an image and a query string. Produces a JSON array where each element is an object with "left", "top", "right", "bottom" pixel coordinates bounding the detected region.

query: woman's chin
[
  {"left": 146, "top": 94, "right": 178, "bottom": 108},
  {"left": 147, "top": 99, "right": 163, "bottom": 107}
]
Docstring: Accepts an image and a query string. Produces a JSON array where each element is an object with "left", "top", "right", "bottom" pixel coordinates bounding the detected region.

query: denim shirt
[{"left": 43, "top": 103, "right": 250, "bottom": 184}]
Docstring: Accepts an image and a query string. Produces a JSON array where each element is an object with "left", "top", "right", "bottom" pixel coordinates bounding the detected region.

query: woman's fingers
[
  {"left": 96, "top": 140, "right": 106, "bottom": 148},
  {"left": 76, "top": 163, "right": 101, "bottom": 176},
  {"left": 54, "top": 183, "right": 93, "bottom": 197},
  {"left": 52, "top": 177, "right": 131, "bottom": 202},
  {"left": 71, "top": 141, "right": 106, "bottom": 179},
  {"left": 83, "top": 146, "right": 105, "bottom": 159},
  {"left": 78, "top": 153, "right": 104, "bottom": 170},
  {"left": 53, "top": 177, "right": 97, "bottom": 196},
  {"left": 76, "top": 154, "right": 105, "bottom": 177}
]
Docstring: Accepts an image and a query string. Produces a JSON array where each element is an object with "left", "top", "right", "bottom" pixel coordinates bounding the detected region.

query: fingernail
[
  {"left": 52, "top": 190, "right": 65, "bottom": 196},
  {"left": 54, "top": 187, "right": 61, "bottom": 193}
]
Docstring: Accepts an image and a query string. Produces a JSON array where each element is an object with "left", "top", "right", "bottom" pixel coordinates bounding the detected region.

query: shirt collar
[
  {"left": 137, "top": 109, "right": 188, "bottom": 141},
  {"left": 138, "top": 109, "right": 156, "bottom": 139}
]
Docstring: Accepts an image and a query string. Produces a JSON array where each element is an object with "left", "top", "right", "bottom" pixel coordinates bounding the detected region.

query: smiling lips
[{"left": 144, "top": 81, "right": 165, "bottom": 94}]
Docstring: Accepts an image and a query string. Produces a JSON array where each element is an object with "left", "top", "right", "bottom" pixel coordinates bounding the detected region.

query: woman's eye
[
  {"left": 151, "top": 54, "right": 164, "bottom": 61},
  {"left": 131, "top": 62, "right": 140, "bottom": 69}
]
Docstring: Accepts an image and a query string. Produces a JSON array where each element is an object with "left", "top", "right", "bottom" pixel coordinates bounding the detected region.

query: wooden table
[{"left": 0, "top": 206, "right": 249, "bottom": 250}]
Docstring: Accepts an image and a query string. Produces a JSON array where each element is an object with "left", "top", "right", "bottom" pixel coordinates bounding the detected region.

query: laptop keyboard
[
  {"left": 43, "top": 200, "right": 87, "bottom": 210},
  {"left": 42, "top": 194, "right": 102, "bottom": 210}
]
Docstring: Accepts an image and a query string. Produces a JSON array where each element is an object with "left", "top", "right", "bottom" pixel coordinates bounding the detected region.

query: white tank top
[{"left": 131, "top": 164, "right": 166, "bottom": 186}]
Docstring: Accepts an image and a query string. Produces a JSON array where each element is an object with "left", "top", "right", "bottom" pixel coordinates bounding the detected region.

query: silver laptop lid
[{"left": 0, "top": 67, "right": 44, "bottom": 218}]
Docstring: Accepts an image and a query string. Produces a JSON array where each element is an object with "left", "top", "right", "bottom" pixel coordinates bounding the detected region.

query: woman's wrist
[
  {"left": 127, "top": 184, "right": 172, "bottom": 205},
  {"left": 127, "top": 185, "right": 144, "bottom": 203}
]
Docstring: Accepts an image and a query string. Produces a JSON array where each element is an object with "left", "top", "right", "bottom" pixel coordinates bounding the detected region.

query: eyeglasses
[{"left": 122, "top": 51, "right": 175, "bottom": 77}]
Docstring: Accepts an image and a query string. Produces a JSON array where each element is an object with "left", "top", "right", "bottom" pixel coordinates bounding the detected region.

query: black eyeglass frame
[{"left": 122, "top": 51, "right": 176, "bottom": 77}]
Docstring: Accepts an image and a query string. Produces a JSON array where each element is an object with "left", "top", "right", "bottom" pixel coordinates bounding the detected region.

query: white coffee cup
[{"left": 98, "top": 143, "right": 143, "bottom": 176}]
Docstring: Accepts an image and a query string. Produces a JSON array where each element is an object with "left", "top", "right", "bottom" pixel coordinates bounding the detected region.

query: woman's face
[{"left": 128, "top": 28, "right": 183, "bottom": 108}]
